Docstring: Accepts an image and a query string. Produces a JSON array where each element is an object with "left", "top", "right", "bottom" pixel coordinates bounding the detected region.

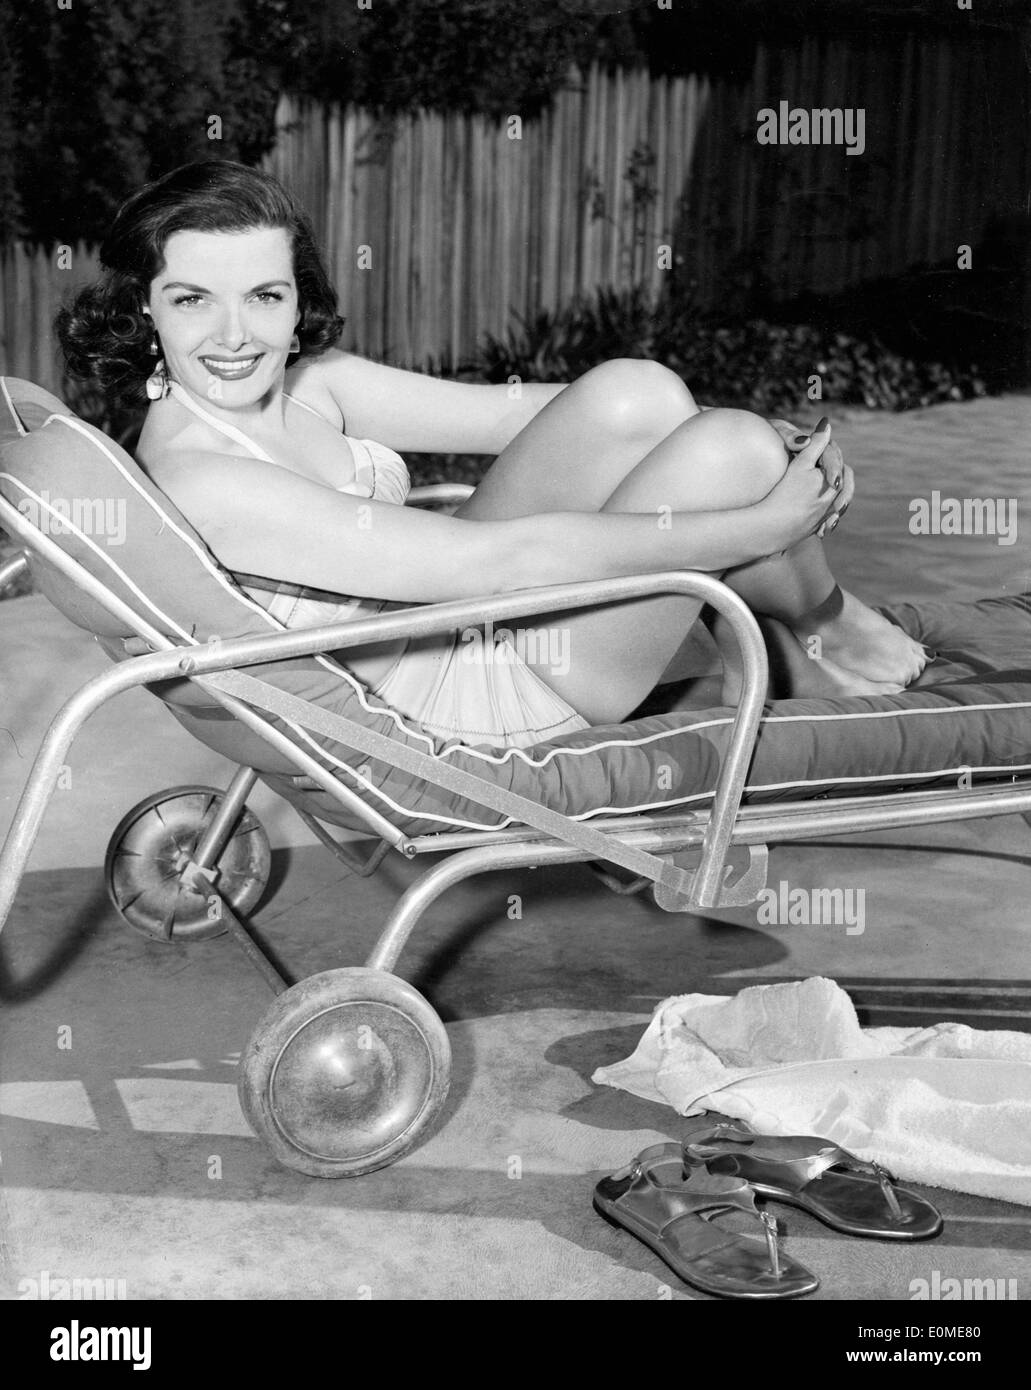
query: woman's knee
[
  {"left": 685, "top": 407, "right": 789, "bottom": 500},
  {"left": 574, "top": 358, "right": 699, "bottom": 441}
]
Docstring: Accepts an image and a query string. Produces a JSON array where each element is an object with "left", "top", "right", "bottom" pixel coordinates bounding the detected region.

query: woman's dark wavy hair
[{"left": 56, "top": 160, "right": 345, "bottom": 409}]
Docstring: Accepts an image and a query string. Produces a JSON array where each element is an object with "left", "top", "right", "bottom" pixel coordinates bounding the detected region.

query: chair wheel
[
  {"left": 238, "top": 967, "right": 452, "bottom": 1178},
  {"left": 104, "top": 785, "right": 271, "bottom": 942}
]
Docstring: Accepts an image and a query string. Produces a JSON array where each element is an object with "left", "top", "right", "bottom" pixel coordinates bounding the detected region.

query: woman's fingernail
[
  {"left": 794, "top": 434, "right": 809, "bottom": 444},
  {"left": 828, "top": 515, "right": 840, "bottom": 531},
  {"left": 816, "top": 416, "right": 830, "bottom": 432}
]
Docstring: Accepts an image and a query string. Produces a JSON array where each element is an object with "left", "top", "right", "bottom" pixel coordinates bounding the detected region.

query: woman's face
[{"left": 146, "top": 225, "right": 300, "bottom": 407}]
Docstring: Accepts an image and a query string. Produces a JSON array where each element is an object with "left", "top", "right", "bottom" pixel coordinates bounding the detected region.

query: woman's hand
[
  {"left": 758, "top": 418, "right": 855, "bottom": 552},
  {"left": 768, "top": 416, "right": 847, "bottom": 505}
]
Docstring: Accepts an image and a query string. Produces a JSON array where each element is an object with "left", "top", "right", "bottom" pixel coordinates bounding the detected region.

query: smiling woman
[
  {"left": 149, "top": 229, "right": 298, "bottom": 395},
  {"left": 55, "top": 159, "right": 923, "bottom": 747}
]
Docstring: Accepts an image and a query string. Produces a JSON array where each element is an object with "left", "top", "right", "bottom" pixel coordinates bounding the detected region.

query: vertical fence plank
[
  {"left": 32, "top": 246, "right": 50, "bottom": 386},
  {"left": 452, "top": 113, "right": 466, "bottom": 365},
  {"left": 14, "top": 243, "right": 31, "bottom": 381},
  {"left": 582, "top": 63, "right": 603, "bottom": 297}
]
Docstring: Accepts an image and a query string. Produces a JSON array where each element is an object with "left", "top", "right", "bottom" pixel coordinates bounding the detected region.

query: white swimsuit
[
  {"left": 167, "top": 380, "right": 407, "bottom": 629},
  {"left": 166, "top": 381, "right": 590, "bottom": 750}
]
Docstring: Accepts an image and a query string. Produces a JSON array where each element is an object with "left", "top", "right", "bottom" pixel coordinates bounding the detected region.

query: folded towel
[{"left": 592, "top": 976, "right": 1031, "bottom": 1205}]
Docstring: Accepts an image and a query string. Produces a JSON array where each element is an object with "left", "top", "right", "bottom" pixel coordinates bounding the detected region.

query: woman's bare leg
[
  {"left": 512, "top": 408, "right": 908, "bottom": 720},
  {"left": 459, "top": 360, "right": 923, "bottom": 721},
  {"left": 720, "top": 540, "right": 926, "bottom": 688},
  {"left": 455, "top": 358, "right": 704, "bottom": 521}
]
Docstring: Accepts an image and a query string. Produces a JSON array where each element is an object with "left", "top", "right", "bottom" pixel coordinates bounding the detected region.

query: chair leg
[
  {"left": 191, "top": 766, "right": 260, "bottom": 870},
  {"left": 291, "top": 805, "right": 392, "bottom": 877}
]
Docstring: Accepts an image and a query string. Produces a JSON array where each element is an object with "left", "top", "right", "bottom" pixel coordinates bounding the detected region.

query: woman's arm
[
  {"left": 288, "top": 349, "right": 565, "bottom": 454},
  {"left": 163, "top": 443, "right": 838, "bottom": 606}
]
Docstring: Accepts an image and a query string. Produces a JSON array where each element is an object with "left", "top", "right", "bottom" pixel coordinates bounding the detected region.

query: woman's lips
[{"left": 200, "top": 353, "right": 264, "bottom": 381}]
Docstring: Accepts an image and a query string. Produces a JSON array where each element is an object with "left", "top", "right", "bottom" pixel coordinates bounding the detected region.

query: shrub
[
  {"left": 474, "top": 284, "right": 988, "bottom": 414},
  {"left": 478, "top": 286, "right": 660, "bottom": 384}
]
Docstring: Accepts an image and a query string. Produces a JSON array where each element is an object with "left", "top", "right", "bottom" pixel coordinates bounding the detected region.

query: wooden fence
[
  {"left": 262, "top": 69, "right": 714, "bottom": 368},
  {"left": 265, "top": 38, "right": 1023, "bottom": 367},
  {"left": 0, "top": 243, "right": 99, "bottom": 397},
  {"left": 1, "top": 33, "right": 1024, "bottom": 393}
]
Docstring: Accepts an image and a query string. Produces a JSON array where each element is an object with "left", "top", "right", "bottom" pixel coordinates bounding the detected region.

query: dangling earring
[
  {"left": 145, "top": 364, "right": 169, "bottom": 401},
  {"left": 144, "top": 331, "right": 170, "bottom": 400},
  {"left": 288, "top": 333, "right": 301, "bottom": 355},
  {"left": 145, "top": 359, "right": 170, "bottom": 401}
]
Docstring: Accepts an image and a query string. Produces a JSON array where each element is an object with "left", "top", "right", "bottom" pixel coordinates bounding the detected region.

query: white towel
[{"left": 592, "top": 976, "right": 1031, "bottom": 1206}]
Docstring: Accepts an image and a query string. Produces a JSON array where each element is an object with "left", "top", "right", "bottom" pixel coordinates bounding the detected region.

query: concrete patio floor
[{"left": 1, "top": 394, "right": 1030, "bottom": 1301}]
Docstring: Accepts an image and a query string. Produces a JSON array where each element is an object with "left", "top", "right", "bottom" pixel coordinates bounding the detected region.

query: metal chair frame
[{"left": 3, "top": 484, "right": 1031, "bottom": 993}]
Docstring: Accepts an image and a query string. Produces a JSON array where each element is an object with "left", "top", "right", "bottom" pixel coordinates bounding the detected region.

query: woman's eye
[{"left": 168, "top": 290, "right": 285, "bottom": 307}]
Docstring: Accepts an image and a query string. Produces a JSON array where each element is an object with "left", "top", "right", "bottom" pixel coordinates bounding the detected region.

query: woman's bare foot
[
  {"left": 713, "top": 612, "right": 906, "bottom": 705},
  {"left": 790, "top": 589, "right": 928, "bottom": 687}
]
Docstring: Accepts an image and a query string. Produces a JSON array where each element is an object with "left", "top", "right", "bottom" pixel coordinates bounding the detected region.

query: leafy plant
[
  {"left": 478, "top": 285, "right": 662, "bottom": 384},
  {"left": 473, "top": 283, "right": 988, "bottom": 415},
  {"left": 1, "top": 0, "right": 286, "bottom": 246}
]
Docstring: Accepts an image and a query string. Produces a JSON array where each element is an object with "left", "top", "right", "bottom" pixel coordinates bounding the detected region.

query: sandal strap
[
  {"left": 683, "top": 1121, "right": 758, "bottom": 1162},
  {"left": 609, "top": 1142, "right": 682, "bottom": 1178},
  {"left": 759, "top": 1210, "right": 781, "bottom": 1279},
  {"left": 608, "top": 1148, "right": 784, "bottom": 1279},
  {"left": 684, "top": 1124, "right": 902, "bottom": 1202},
  {"left": 611, "top": 1154, "right": 760, "bottom": 1229},
  {"left": 872, "top": 1162, "right": 905, "bottom": 1220}
]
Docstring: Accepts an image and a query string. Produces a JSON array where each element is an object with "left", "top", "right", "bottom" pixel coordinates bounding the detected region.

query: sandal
[
  {"left": 594, "top": 1142, "right": 819, "bottom": 1299},
  {"left": 683, "top": 1122, "right": 943, "bottom": 1241}
]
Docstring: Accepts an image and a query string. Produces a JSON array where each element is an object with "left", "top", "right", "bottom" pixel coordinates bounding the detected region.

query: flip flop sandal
[
  {"left": 683, "top": 1122, "right": 943, "bottom": 1241},
  {"left": 593, "top": 1142, "right": 819, "bottom": 1299}
]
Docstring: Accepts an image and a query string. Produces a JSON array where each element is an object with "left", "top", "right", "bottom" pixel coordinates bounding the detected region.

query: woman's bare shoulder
[
  {"left": 285, "top": 349, "right": 350, "bottom": 429},
  {"left": 137, "top": 414, "right": 221, "bottom": 492},
  {"left": 136, "top": 428, "right": 267, "bottom": 532},
  {"left": 284, "top": 349, "right": 518, "bottom": 453}
]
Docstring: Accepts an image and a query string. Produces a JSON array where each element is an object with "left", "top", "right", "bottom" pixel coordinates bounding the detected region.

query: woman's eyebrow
[{"left": 159, "top": 279, "right": 292, "bottom": 293}]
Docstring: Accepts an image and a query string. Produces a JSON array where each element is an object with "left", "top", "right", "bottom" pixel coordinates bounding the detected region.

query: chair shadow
[{"left": 0, "top": 869, "right": 110, "bottom": 1002}]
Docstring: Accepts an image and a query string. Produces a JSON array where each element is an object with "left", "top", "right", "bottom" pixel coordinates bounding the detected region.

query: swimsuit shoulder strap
[
  {"left": 282, "top": 391, "right": 330, "bottom": 423},
  {"left": 167, "top": 381, "right": 377, "bottom": 495},
  {"left": 167, "top": 380, "right": 277, "bottom": 464}
]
